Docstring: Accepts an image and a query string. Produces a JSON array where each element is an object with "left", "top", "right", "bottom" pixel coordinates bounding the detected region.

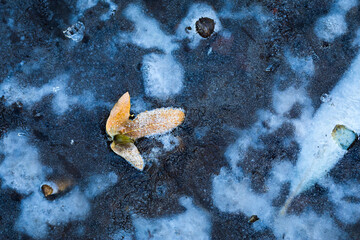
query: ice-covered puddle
[{"left": 1, "top": 0, "right": 360, "bottom": 239}]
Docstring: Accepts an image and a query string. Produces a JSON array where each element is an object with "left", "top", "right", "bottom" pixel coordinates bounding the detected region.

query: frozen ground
[{"left": 1, "top": 0, "right": 360, "bottom": 239}]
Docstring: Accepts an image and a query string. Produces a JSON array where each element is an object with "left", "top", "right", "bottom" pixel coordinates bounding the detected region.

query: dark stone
[{"left": 195, "top": 17, "right": 215, "bottom": 38}]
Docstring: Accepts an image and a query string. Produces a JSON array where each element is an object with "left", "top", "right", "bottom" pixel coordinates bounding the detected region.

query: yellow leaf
[
  {"left": 106, "top": 93, "right": 185, "bottom": 171},
  {"left": 106, "top": 92, "right": 131, "bottom": 138},
  {"left": 110, "top": 142, "right": 144, "bottom": 171},
  {"left": 121, "top": 108, "right": 185, "bottom": 140}
]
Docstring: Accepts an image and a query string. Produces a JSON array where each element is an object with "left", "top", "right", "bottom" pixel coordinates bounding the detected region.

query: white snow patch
[
  {"left": 321, "top": 178, "right": 360, "bottom": 224},
  {"left": 157, "top": 134, "right": 179, "bottom": 151},
  {"left": 16, "top": 188, "right": 90, "bottom": 239},
  {"left": 176, "top": 3, "right": 222, "bottom": 49},
  {"left": 224, "top": 84, "right": 313, "bottom": 173},
  {"left": 133, "top": 197, "right": 211, "bottom": 240},
  {"left": 285, "top": 51, "right": 315, "bottom": 77},
  {"left": 219, "top": 2, "right": 272, "bottom": 32},
  {"left": 314, "top": 0, "right": 358, "bottom": 42},
  {"left": 352, "top": 27, "right": 360, "bottom": 46},
  {"left": 0, "top": 74, "right": 105, "bottom": 115},
  {"left": 144, "top": 133, "right": 180, "bottom": 165},
  {"left": 100, "top": 0, "right": 118, "bottom": 21},
  {"left": 120, "top": 4, "right": 178, "bottom": 54},
  {"left": 0, "top": 131, "right": 120, "bottom": 238},
  {"left": 52, "top": 90, "right": 97, "bottom": 115},
  {"left": 111, "top": 230, "right": 134, "bottom": 240},
  {"left": 77, "top": 0, "right": 117, "bottom": 21},
  {"left": 15, "top": 171, "right": 119, "bottom": 238},
  {"left": 287, "top": 51, "right": 360, "bottom": 206},
  {"left": 0, "top": 77, "right": 61, "bottom": 106},
  {"left": 272, "top": 211, "right": 342, "bottom": 240},
  {"left": 142, "top": 53, "right": 184, "bottom": 99},
  {"left": 84, "top": 172, "right": 118, "bottom": 198},
  {"left": 272, "top": 86, "right": 311, "bottom": 115},
  {"left": 0, "top": 132, "right": 46, "bottom": 194},
  {"left": 335, "top": 0, "right": 358, "bottom": 11},
  {"left": 130, "top": 96, "right": 151, "bottom": 114},
  {"left": 212, "top": 48, "right": 360, "bottom": 239},
  {"left": 212, "top": 165, "right": 344, "bottom": 239},
  {"left": 118, "top": 3, "right": 186, "bottom": 99},
  {"left": 314, "top": 14, "right": 347, "bottom": 42},
  {"left": 77, "top": 0, "right": 99, "bottom": 14}
]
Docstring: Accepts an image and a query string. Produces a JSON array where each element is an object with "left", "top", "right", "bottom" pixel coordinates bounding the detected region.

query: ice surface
[
  {"left": 15, "top": 171, "right": 120, "bottom": 238},
  {"left": 287, "top": 50, "right": 360, "bottom": 205},
  {"left": 0, "top": 132, "right": 46, "bottom": 194},
  {"left": 0, "top": 131, "right": 120, "bottom": 238},
  {"left": 212, "top": 44, "right": 360, "bottom": 239},
  {"left": 212, "top": 165, "right": 344, "bottom": 239},
  {"left": 176, "top": 3, "right": 222, "bottom": 49},
  {"left": 142, "top": 53, "right": 184, "bottom": 99},
  {"left": 133, "top": 197, "right": 211, "bottom": 240},
  {"left": 2, "top": 0, "right": 360, "bottom": 239},
  {"left": 210, "top": 46, "right": 360, "bottom": 238}
]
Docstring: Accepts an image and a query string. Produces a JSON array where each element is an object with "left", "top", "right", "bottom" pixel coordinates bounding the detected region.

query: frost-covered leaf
[
  {"left": 110, "top": 142, "right": 144, "bottom": 171},
  {"left": 121, "top": 108, "right": 185, "bottom": 140},
  {"left": 106, "top": 92, "right": 131, "bottom": 137},
  {"left": 107, "top": 93, "right": 185, "bottom": 171}
]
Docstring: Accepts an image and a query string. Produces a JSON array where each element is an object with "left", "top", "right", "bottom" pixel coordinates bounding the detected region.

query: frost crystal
[
  {"left": 320, "top": 93, "right": 331, "bottom": 103},
  {"left": 63, "top": 22, "right": 85, "bottom": 42}
]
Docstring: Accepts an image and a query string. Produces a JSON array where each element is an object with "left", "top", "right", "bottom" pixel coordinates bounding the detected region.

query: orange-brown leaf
[
  {"left": 110, "top": 142, "right": 144, "bottom": 171},
  {"left": 121, "top": 108, "right": 185, "bottom": 140},
  {"left": 106, "top": 92, "right": 131, "bottom": 137}
]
